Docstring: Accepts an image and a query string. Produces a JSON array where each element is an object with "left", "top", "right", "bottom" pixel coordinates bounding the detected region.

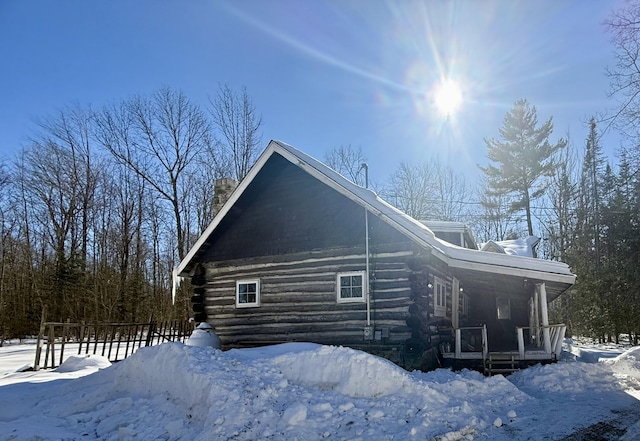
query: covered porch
[
  {"left": 436, "top": 254, "right": 575, "bottom": 374},
  {"left": 439, "top": 322, "right": 567, "bottom": 375}
]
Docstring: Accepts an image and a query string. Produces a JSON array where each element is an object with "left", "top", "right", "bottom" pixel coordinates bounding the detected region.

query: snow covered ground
[{"left": 1, "top": 339, "right": 639, "bottom": 440}]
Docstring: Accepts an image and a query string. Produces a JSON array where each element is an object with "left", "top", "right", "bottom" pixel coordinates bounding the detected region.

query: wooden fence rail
[{"left": 34, "top": 320, "right": 194, "bottom": 370}]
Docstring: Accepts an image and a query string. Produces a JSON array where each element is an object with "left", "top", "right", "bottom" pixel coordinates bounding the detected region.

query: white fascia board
[
  {"left": 445, "top": 245, "right": 574, "bottom": 276},
  {"left": 443, "top": 242, "right": 576, "bottom": 284},
  {"left": 446, "top": 257, "right": 576, "bottom": 285}
]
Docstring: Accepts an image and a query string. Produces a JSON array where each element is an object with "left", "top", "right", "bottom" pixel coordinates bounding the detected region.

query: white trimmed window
[
  {"left": 434, "top": 277, "right": 447, "bottom": 317},
  {"left": 337, "top": 271, "right": 366, "bottom": 303},
  {"left": 461, "top": 293, "right": 470, "bottom": 316},
  {"left": 236, "top": 279, "right": 260, "bottom": 308}
]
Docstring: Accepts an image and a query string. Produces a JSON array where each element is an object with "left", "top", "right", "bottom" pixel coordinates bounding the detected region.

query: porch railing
[
  {"left": 441, "top": 323, "right": 566, "bottom": 362},
  {"left": 516, "top": 324, "right": 566, "bottom": 360},
  {"left": 440, "top": 325, "right": 488, "bottom": 360}
]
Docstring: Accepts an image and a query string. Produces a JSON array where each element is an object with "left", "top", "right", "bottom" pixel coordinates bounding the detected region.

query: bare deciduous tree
[
  {"left": 474, "top": 189, "right": 519, "bottom": 243},
  {"left": 385, "top": 159, "right": 470, "bottom": 222},
  {"left": 210, "top": 84, "right": 262, "bottom": 181},
  {"left": 18, "top": 139, "right": 90, "bottom": 321},
  {"left": 386, "top": 162, "right": 436, "bottom": 220},
  {"left": 37, "top": 106, "right": 101, "bottom": 273},
  {"left": 97, "top": 88, "right": 210, "bottom": 260},
  {"left": 544, "top": 137, "right": 579, "bottom": 261},
  {"left": 0, "top": 162, "right": 12, "bottom": 343},
  {"left": 605, "top": 1, "right": 640, "bottom": 138},
  {"left": 431, "top": 159, "right": 469, "bottom": 222},
  {"left": 324, "top": 145, "right": 368, "bottom": 187}
]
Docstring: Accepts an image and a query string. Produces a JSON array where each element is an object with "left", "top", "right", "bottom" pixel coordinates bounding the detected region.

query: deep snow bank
[
  {"left": 0, "top": 343, "right": 528, "bottom": 440},
  {"left": 1, "top": 341, "right": 639, "bottom": 441}
]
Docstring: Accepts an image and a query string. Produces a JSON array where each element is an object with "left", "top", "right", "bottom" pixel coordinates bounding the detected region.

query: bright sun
[{"left": 433, "top": 79, "right": 463, "bottom": 117}]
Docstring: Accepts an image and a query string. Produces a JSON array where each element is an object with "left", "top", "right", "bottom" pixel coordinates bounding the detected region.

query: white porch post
[
  {"left": 533, "top": 289, "right": 540, "bottom": 346},
  {"left": 517, "top": 328, "right": 525, "bottom": 360},
  {"left": 452, "top": 278, "right": 460, "bottom": 329},
  {"left": 538, "top": 283, "right": 552, "bottom": 354}
]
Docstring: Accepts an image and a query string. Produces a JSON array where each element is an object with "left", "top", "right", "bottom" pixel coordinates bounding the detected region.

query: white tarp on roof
[{"left": 480, "top": 236, "right": 540, "bottom": 257}]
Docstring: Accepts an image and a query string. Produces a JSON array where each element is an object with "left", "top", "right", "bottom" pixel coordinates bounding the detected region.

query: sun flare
[{"left": 433, "top": 79, "right": 463, "bottom": 117}]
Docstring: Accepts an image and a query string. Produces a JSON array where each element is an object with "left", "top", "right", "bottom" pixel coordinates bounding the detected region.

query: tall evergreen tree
[
  {"left": 578, "top": 118, "right": 606, "bottom": 267},
  {"left": 545, "top": 141, "right": 578, "bottom": 262},
  {"left": 605, "top": 152, "right": 640, "bottom": 343},
  {"left": 480, "top": 99, "right": 566, "bottom": 236},
  {"left": 567, "top": 118, "right": 611, "bottom": 340}
]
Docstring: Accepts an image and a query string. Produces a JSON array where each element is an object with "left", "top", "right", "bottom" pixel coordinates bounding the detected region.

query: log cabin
[{"left": 174, "top": 140, "right": 576, "bottom": 375}]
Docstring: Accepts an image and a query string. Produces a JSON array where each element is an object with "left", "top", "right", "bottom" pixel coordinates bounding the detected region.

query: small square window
[
  {"left": 337, "top": 271, "right": 366, "bottom": 303},
  {"left": 236, "top": 279, "right": 260, "bottom": 308}
]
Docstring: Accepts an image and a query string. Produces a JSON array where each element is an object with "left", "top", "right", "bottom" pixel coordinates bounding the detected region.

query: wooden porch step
[
  {"left": 484, "top": 353, "right": 520, "bottom": 376},
  {"left": 489, "top": 368, "right": 517, "bottom": 374}
]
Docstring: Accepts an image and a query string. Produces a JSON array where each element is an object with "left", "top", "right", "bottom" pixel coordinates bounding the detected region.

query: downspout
[
  {"left": 365, "top": 207, "right": 371, "bottom": 326},
  {"left": 361, "top": 163, "right": 371, "bottom": 327}
]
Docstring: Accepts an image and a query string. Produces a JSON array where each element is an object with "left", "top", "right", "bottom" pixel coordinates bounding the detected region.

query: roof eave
[{"left": 175, "top": 140, "right": 576, "bottom": 291}]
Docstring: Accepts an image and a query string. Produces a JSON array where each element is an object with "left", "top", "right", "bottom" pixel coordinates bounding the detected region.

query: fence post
[
  {"left": 124, "top": 324, "right": 133, "bottom": 358},
  {"left": 33, "top": 307, "right": 47, "bottom": 371},
  {"left": 107, "top": 325, "right": 116, "bottom": 359},
  {"left": 59, "top": 318, "right": 70, "bottom": 367},
  {"left": 136, "top": 323, "right": 144, "bottom": 351},
  {"left": 47, "top": 324, "right": 55, "bottom": 369},
  {"left": 145, "top": 321, "right": 154, "bottom": 347},
  {"left": 78, "top": 321, "right": 85, "bottom": 354}
]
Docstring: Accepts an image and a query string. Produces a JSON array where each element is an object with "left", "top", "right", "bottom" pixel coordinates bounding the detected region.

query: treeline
[
  {"left": 2, "top": 84, "right": 640, "bottom": 345},
  {"left": 0, "top": 85, "right": 262, "bottom": 339},
  {"left": 2, "top": 87, "right": 640, "bottom": 345},
  {"left": 558, "top": 121, "right": 640, "bottom": 344},
  {"left": 325, "top": 99, "right": 640, "bottom": 344}
]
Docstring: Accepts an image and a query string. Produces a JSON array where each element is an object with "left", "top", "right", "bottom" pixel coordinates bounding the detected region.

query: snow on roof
[{"left": 175, "top": 140, "right": 575, "bottom": 291}]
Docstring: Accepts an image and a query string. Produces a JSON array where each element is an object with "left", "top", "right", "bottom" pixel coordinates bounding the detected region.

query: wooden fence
[{"left": 34, "top": 319, "right": 195, "bottom": 370}]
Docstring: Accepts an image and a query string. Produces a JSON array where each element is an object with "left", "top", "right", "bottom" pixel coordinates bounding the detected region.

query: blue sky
[{"left": 0, "top": 0, "right": 625, "bottom": 185}]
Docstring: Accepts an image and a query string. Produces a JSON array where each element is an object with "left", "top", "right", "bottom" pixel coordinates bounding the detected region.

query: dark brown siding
[{"left": 201, "top": 153, "right": 408, "bottom": 262}]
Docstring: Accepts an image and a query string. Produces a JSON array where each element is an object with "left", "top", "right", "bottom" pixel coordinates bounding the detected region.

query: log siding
[
  {"left": 201, "top": 246, "right": 415, "bottom": 353},
  {"left": 186, "top": 152, "right": 452, "bottom": 368}
]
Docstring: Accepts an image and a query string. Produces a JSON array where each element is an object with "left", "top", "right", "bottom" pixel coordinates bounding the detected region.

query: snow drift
[{"left": 1, "top": 341, "right": 639, "bottom": 440}]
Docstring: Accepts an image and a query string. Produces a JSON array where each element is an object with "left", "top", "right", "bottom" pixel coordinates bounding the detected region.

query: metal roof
[{"left": 174, "top": 140, "right": 576, "bottom": 301}]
